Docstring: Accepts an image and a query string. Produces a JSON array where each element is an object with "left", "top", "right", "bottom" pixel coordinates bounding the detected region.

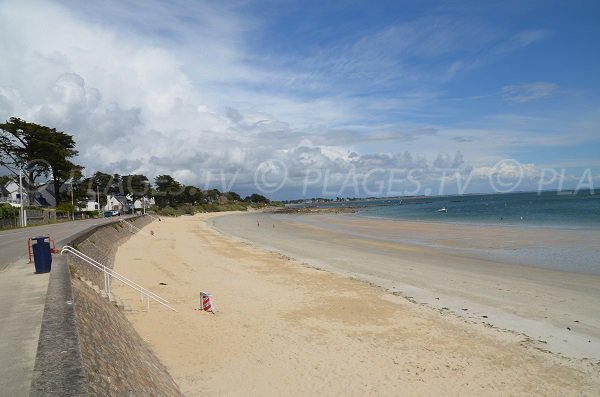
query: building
[
  {"left": 1, "top": 179, "right": 30, "bottom": 207},
  {"left": 79, "top": 199, "right": 101, "bottom": 212},
  {"left": 133, "top": 196, "right": 154, "bottom": 212},
  {"left": 104, "top": 195, "right": 131, "bottom": 213}
]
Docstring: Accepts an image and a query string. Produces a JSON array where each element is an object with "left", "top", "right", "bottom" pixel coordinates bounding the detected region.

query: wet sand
[
  {"left": 213, "top": 212, "right": 600, "bottom": 360},
  {"left": 111, "top": 213, "right": 600, "bottom": 396}
]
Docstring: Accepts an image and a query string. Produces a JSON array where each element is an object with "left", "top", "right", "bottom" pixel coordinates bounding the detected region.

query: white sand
[{"left": 112, "top": 213, "right": 600, "bottom": 396}]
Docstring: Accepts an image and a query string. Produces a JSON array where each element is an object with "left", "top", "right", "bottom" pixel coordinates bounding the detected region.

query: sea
[
  {"left": 303, "top": 191, "right": 600, "bottom": 229},
  {"left": 287, "top": 191, "right": 600, "bottom": 275}
]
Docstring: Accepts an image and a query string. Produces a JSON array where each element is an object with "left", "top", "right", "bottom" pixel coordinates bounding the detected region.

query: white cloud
[{"left": 0, "top": 1, "right": 595, "bottom": 198}]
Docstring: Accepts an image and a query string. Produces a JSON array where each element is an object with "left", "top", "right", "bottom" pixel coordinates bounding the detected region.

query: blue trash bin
[{"left": 31, "top": 236, "right": 52, "bottom": 274}]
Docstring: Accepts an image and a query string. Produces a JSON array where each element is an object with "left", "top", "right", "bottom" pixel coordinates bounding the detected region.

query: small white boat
[{"left": 437, "top": 207, "right": 447, "bottom": 213}]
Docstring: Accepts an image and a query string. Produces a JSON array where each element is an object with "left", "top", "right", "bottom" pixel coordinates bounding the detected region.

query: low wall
[
  {"left": 0, "top": 217, "right": 18, "bottom": 229},
  {"left": 68, "top": 217, "right": 152, "bottom": 287},
  {"left": 31, "top": 216, "right": 183, "bottom": 396}
]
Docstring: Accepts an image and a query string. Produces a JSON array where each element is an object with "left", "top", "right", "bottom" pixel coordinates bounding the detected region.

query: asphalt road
[
  {"left": 0, "top": 216, "right": 123, "bottom": 396},
  {"left": 0, "top": 217, "right": 121, "bottom": 270}
]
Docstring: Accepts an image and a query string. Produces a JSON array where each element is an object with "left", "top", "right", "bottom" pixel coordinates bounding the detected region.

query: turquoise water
[{"left": 308, "top": 191, "right": 600, "bottom": 228}]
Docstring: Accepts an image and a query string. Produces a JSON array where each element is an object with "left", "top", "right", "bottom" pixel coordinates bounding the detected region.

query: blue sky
[{"left": 0, "top": 0, "right": 599, "bottom": 198}]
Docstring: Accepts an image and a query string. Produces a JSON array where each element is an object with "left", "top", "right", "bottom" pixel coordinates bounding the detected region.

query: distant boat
[{"left": 437, "top": 207, "right": 447, "bottom": 213}]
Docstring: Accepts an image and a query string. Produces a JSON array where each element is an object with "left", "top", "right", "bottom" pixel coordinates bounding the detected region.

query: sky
[{"left": 0, "top": 0, "right": 599, "bottom": 199}]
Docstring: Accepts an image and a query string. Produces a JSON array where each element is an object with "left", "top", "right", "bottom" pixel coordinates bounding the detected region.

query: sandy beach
[
  {"left": 213, "top": 212, "right": 600, "bottom": 360},
  {"left": 112, "top": 213, "right": 600, "bottom": 396}
]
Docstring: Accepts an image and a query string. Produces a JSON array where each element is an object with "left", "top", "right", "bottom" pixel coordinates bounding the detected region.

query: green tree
[
  {"left": 0, "top": 175, "right": 10, "bottom": 187},
  {"left": 81, "top": 171, "right": 113, "bottom": 206},
  {"left": 204, "top": 188, "right": 221, "bottom": 203},
  {"left": 177, "top": 185, "right": 203, "bottom": 206},
  {"left": 224, "top": 191, "right": 241, "bottom": 201},
  {"left": 122, "top": 174, "right": 150, "bottom": 201},
  {"left": 154, "top": 174, "right": 183, "bottom": 207},
  {"left": 0, "top": 203, "right": 20, "bottom": 219},
  {"left": 66, "top": 165, "right": 89, "bottom": 209},
  {"left": 245, "top": 193, "right": 270, "bottom": 204},
  {"left": 0, "top": 117, "right": 80, "bottom": 205}
]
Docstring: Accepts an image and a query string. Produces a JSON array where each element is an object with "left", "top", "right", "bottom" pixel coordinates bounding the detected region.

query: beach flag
[{"left": 200, "top": 292, "right": 215, "bottom": 313}]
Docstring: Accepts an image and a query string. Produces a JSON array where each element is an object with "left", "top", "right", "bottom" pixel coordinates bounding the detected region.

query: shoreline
[
  {"left": 352, "top": 211, "right": 600, "bottom": 231},
  {"left": 211, "top": 212, "right": 600, "bottom": 361},
  {"left": 291, "top": 212, "right": 600, "bottom": 275},
  {"left": 111, "top": 213, "right": 600, "bottom": 395}
]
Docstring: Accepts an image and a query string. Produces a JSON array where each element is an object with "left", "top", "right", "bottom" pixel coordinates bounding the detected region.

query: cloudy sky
[{"left": 1, "top": 0, "right": 599, "bottom": 199}]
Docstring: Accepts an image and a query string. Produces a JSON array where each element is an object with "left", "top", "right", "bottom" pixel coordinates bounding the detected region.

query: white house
[
  {"left": 133, "top": 196, "right": 154, "bottom": 212},
  {"left": 1, "top": 177, "right": 63, "bottom": 207},
  {"left": 1, "top": 179, "right": 30, "bottom": 207},
  {"left": 104, "top": 195, "right": 131, "bottom": 213},
  {"left": 79, "top": 199, "right": 101, "bottom": 212}
]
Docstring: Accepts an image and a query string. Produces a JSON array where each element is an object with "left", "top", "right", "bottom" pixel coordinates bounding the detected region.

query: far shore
[{"left": 111, "top": 212, "right": 600, "bottom": 396}]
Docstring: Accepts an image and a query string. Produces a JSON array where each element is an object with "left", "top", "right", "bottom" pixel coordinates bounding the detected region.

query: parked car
[{"left": 103, "top": 210, "right": 120, "bottom": 217}]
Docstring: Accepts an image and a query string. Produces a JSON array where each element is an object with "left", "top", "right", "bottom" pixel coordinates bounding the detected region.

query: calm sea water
[
  {"left": 290, "top": 191, "right": 600, "bottom": 274},
  {"left": 309, "top": 191, "right": 600, "bottom": 228}
]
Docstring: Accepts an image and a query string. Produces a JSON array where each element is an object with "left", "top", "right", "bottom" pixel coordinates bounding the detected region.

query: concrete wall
[
  {"left": 69, "top": 217, "right": 152, "bottom": 287},
  {"left": 69, "top": 216, "right": 183, "bottom": 396},
  {"left": 31, "top": 216, "right": 184, "bottom": 396},
  {"left": 72, "top": 277, "right": 182, "bottom": 396}
]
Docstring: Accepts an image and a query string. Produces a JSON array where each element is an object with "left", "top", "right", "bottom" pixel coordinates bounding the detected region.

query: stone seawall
[
  {"left": 71, "top": 277, "right": 182, "bottom": 396},
  {"left": 69, "top": 217, "right": 153, "bottom": 287},
  {"left": 32, "top": 216, "right": 183, "bottom": 396},
  {"left": 69, "top": 216, "right": 183, "bottom": 396}
]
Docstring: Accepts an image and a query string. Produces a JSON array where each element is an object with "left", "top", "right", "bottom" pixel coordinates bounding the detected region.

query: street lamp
[
  {"left": 18, "top": 169, "right": 27, "bottom": 227},
  {"left": 70, "top": 183, "right": 75, "bottom": 221}
]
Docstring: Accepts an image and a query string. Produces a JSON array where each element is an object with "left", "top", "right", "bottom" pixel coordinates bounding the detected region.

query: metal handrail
[
  {"left": 119, "top": 219, "right": 155, "bottom": 237},
  {"left": 119, "top": 219, "right": 143, "bottom": 233},
  {"left": 62, "top": 246, "right": 167, "bottom": 303},
  {"left": 61, "top": 245, "right": 177, "bottom": 312}
]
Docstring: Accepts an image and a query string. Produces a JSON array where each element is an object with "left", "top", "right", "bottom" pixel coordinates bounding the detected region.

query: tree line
[
  {"left": 0, "top": 117, "right": 270, "bottom": 211},
  {"left": 78, "top": 172, "right": 269, "bottom": 208}
]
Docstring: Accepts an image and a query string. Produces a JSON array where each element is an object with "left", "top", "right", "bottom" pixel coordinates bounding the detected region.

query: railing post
[{"left": 60, "top": 246, "right": 177, "bottom": 312}]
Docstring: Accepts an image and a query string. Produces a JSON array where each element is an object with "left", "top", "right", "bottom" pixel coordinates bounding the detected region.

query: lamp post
[
  {"left": 70, "top": 183, "right": 75, "bottom": 221},
  {"left": 18, "top": 169, "right": 27, "bottom": 227}
]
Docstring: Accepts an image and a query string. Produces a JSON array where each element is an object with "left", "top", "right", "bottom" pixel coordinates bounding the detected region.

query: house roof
[
  {"left": 113, "top": 195, "right": 129, "bottom": 204},
  {"left": 37, "top": 182, "right": 56, "bottom": 199}
]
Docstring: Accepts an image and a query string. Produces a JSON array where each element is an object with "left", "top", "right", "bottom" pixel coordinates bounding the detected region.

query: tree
[
  {"left": 154, "top": 174, "right": 183, "bottom": 207},
  {"left": 0, "top": 117, "right": 80, "bottom": 205},
  {"left": 204, "top": 188, "right": 221, "bottom": 203},
  {"left": 122, "top": 174, "right": 150, "bottom": 202},
  {"left": 80, "top": 171, "right": 112, "bottom": 207},
  {"left": 0, "top": 203, "right": 20, "bottom": 219},
  {"left": 0, "top": 175, "right": 10, "bottom": 187},
  {"left": 245, "top": 193, "right": 270, "bottom": 204},
  {"left": 177, "top": 185, "right": 203, "bottom": 206},
  {"left": 66, "top": 165, "right": 89, "bottom": 209},
  {"left": 224, "top": 191, "right": 241, "bottom": 201}
]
